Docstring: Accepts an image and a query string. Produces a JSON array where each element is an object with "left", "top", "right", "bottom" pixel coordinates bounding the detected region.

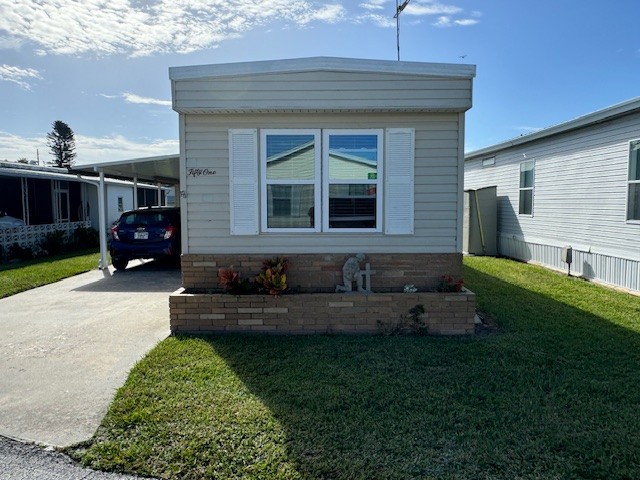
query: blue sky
[{"left": 0, "top": 0, "right": 638, "bottom": 165}]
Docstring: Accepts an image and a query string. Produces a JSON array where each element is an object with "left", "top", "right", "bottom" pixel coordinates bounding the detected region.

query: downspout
[{"left": 97, "top": 169, "right": 109, "bottom": 270}]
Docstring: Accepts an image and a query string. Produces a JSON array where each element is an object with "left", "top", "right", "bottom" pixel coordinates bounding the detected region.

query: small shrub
[
  {"left": 255, "top": 257, "right": 288, "bottom": 297},
  {"left": 8, "top": 242, "right": 34, "bottom": 261},
  {"left": 436, "top": 275, "right": 464, "bottom": 293},
  {"left": 73, "top": 226, "right": 99, "bottom": 249},
  {"left": 378, "top": 304, "right": 428, "bottom": 336},
  {"left": 40, "top": 230, "right": 67, "bottom": 256},
  {"left": 218, "top": 267, "right": 256, "bottom": 295}
]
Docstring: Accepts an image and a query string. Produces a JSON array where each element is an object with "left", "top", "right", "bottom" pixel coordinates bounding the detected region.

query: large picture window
[
  {"left": 260, "top": 129, "right": 383, "bottom": 232},
  {"left": 628, "top": 140, "right": 640, "bottom": 221},
  {"left": 234, "top": 128, "right": 412, "bottom": 236},
  {"left": 519, "top": 160, "right": 535, "bottom": 215}
]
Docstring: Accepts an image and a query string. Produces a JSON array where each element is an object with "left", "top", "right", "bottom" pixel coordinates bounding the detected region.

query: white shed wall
[
  {"left": 183, "top": 112, "right": 462, "bottom": 254},
  {"left": 465, "top": 113, "right": 640, "bottom": 292}
]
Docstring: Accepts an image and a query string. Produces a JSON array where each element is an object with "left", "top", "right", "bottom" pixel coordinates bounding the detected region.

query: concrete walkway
[{"left": 0, "top": 260, "right": 179, "bottom": 447}]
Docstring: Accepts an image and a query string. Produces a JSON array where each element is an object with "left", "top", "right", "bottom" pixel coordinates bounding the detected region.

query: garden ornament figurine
[{"left": 336, "top": 253, "right": 366, "bottom": 293}]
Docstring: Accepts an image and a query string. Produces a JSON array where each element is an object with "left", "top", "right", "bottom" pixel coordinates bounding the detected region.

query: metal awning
[
  {"left": 74, "top": 154, "right": 180, "bottom": 271},
  {"left": 75, "top": 154, "right": 180, "bottom": 184}
]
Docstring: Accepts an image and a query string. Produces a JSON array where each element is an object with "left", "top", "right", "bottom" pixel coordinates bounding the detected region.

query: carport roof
[{"left": 75, "top": 153, "right": 180, "bottom": 184}]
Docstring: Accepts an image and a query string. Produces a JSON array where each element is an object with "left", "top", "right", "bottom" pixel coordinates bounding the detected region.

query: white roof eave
[
  {"left": 169, "top": 56, "right": 476, "bottom": 81},
  {"left": 172, "top": 106, "right": 472, "bottom": 115}
]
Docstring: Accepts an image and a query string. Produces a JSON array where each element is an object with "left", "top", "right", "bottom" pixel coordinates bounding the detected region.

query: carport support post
[
  {"left": 98, "top": 169, "right": 109, "bottom": 270},
  {"left": 157, "top": 183, "right": 162, "bottom": 206},
  {"left": 133, "top": 176, "right": 138, "bottom": 210}
]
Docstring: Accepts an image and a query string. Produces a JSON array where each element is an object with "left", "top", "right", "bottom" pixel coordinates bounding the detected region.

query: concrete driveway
[{"left": 0, "top": 260, "right": 179, "bottom": 447}]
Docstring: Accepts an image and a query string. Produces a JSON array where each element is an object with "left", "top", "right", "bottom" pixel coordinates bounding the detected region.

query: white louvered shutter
[
  {"left": 229, "top": 129, "right": 259, "bottom": 235},
  {"left": 385, "top": 128, "right": 415, "bottom": 234}
]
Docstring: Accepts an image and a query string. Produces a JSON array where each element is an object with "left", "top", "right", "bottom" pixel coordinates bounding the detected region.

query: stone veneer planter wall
[
  {"left": 170, "top": 289, "right": 476, "bottom": 335},
  {"left": 180, "top": 253, "right": 464, "bottom": 292}
]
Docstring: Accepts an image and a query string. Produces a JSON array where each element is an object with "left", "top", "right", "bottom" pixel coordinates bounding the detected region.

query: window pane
[
  {"left": 519, "top": 189, "right": 533, "bottom": 215},
  {"left": 329, "top": 184, "right": 376, "bottom": 228},
  {"left": 628, "top": 184, "right": 640, "bottom": 221},
  {"left": 328, "top": 134, "right": 378, "bottom": 181},
  {"left": 520, "top": 161, "right": 534, "bottom": 188},
  {"left": 266, "top": 134, "right": 315, "bottom": 180},
  {"left": 266, "top": 184, "right": 315, "bottom": 228},
  {"left": 630, "top": 141, "right": 640, "bottom": 181}
]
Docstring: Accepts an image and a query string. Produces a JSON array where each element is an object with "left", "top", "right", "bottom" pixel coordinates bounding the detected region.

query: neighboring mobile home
[
  {"left": 170, "top": 56, "right": 476, "bottom": 295},
  {"left": 0, "top": 161, "right": 166, "bottom": 253},
  {"left": 465, "top": 98, "right": 640, "bottom": 293}
]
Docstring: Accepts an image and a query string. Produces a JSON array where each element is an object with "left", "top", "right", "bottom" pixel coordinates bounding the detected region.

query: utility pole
[{"left": 394, "top": 0, "right": 411, "bottom": 61}]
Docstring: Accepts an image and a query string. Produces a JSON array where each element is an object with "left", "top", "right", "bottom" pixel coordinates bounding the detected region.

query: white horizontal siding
[
  {"left": 174, "top": 72, "right": 471, "bottom": 112},
  {"left": 465, "top": 112, "right": 640, "bottom": 293},
  {"left": 184, "top": 112, "right": 461, "bottom": 254}
]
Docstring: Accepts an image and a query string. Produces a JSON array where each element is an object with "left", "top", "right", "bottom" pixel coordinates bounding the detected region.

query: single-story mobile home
[
  {"left": 465, "top": 98, "right": 640, "bottom": 293},
  {"left": 169, "top": 56, "right": 477, "bottom": 334}
]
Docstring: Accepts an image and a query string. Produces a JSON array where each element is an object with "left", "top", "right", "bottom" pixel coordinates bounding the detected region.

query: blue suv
[{"left": 110, "top": 207, "right": 181, "bottom": 270}]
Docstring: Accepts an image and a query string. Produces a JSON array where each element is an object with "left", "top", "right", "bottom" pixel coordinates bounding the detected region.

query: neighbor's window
[
  {"left": 628, "top": 140, "right": 640, "bottom": 221},
  {"left": 117, "top": 196, "right": 124, "bottom": 213},
  {"left": 482, "top": 156, "right": 495, "bottom": 167},
  {"left": 519, "top": 160, "right": 535, "bottom": 215},
  {"left": 323, "top": 130, "right": 382, "bottom": 231}
]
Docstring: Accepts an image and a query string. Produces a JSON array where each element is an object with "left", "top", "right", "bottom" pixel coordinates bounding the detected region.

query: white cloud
[
  {"left": 359, "top": 0, "right": 479, "bottom": 29},
  {"left": 302, "top": 4, "right": 346, "bottom": 24},
  {"left": 0, "top": 1, "right": 480, "bottom": 55},
  {"left": 0, "top": 0, "right": 351, "bottom": 57},
  {"left": 99, "top": 92, "right": 172, "bottom": 107},
  {"left": 359, "top": 13, "right": 396, "bottom": 28},
  {"left": 74, "top": 134, "right": 178, "bottom": 163},
  {"left": 360, "top": 0, "right": 387, "bottom": 11},
  {"left": 434, "top": 15, "right": 478, "bottom": 27},
  {"left": 0, "top": 64, "right": 42, "bottom": 89},
  {"left": 454, "top": 19, "right": 478, "bottom": 26},
  {"left": 0, "top": 130, "right": 178, "bottom": 164},
  {"left": 122, "top": 93, "right": 172, "bottom": 106},
  {"left": 405, "top": 2, "right": 462, "bottom": 16}
]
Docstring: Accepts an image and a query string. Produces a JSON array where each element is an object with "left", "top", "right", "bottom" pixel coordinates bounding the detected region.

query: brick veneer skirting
[
  {"left": 181, "top": 253, "right": 463, "bottom": 292},
  {"left": 170, "top": 289, "right": 476, "bottom": 335}
]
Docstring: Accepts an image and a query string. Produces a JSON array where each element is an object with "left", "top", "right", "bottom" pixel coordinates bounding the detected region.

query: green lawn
[
  {"left": 70, "top": 257, "right": 640, "bottom": 479},
  {"left": 0, "top": 250, "right": 100, "bottom": 298}
]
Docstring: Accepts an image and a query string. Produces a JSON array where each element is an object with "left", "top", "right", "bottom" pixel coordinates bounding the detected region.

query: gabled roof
[
  {"left": 466, "top": 97, "right": 640, "bottom": 160},
  {"left": 169, "top": 56, "right": 476, "bottom": 81}
]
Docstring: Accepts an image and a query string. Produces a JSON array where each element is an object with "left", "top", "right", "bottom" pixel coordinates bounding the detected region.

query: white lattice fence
[{"left": 0, "top": 221, "right": 91, "bottom": 256}]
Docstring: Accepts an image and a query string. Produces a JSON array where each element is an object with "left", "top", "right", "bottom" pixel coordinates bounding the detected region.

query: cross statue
[{"left": 359, "top": 263, "right": 376, "bottom": 293}]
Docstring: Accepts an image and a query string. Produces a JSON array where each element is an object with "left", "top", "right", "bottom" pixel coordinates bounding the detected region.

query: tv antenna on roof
[{"left": 394, "top": 0, "right": 411, "bottom": 61}]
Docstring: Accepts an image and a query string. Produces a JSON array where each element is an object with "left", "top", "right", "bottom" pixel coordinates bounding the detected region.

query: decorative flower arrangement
[
  {"left": 437, "top": 275, "right": 464, "bottom": 293},
  {"left": 218, "top": 257, "right": 289, "bottom": 297}
]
